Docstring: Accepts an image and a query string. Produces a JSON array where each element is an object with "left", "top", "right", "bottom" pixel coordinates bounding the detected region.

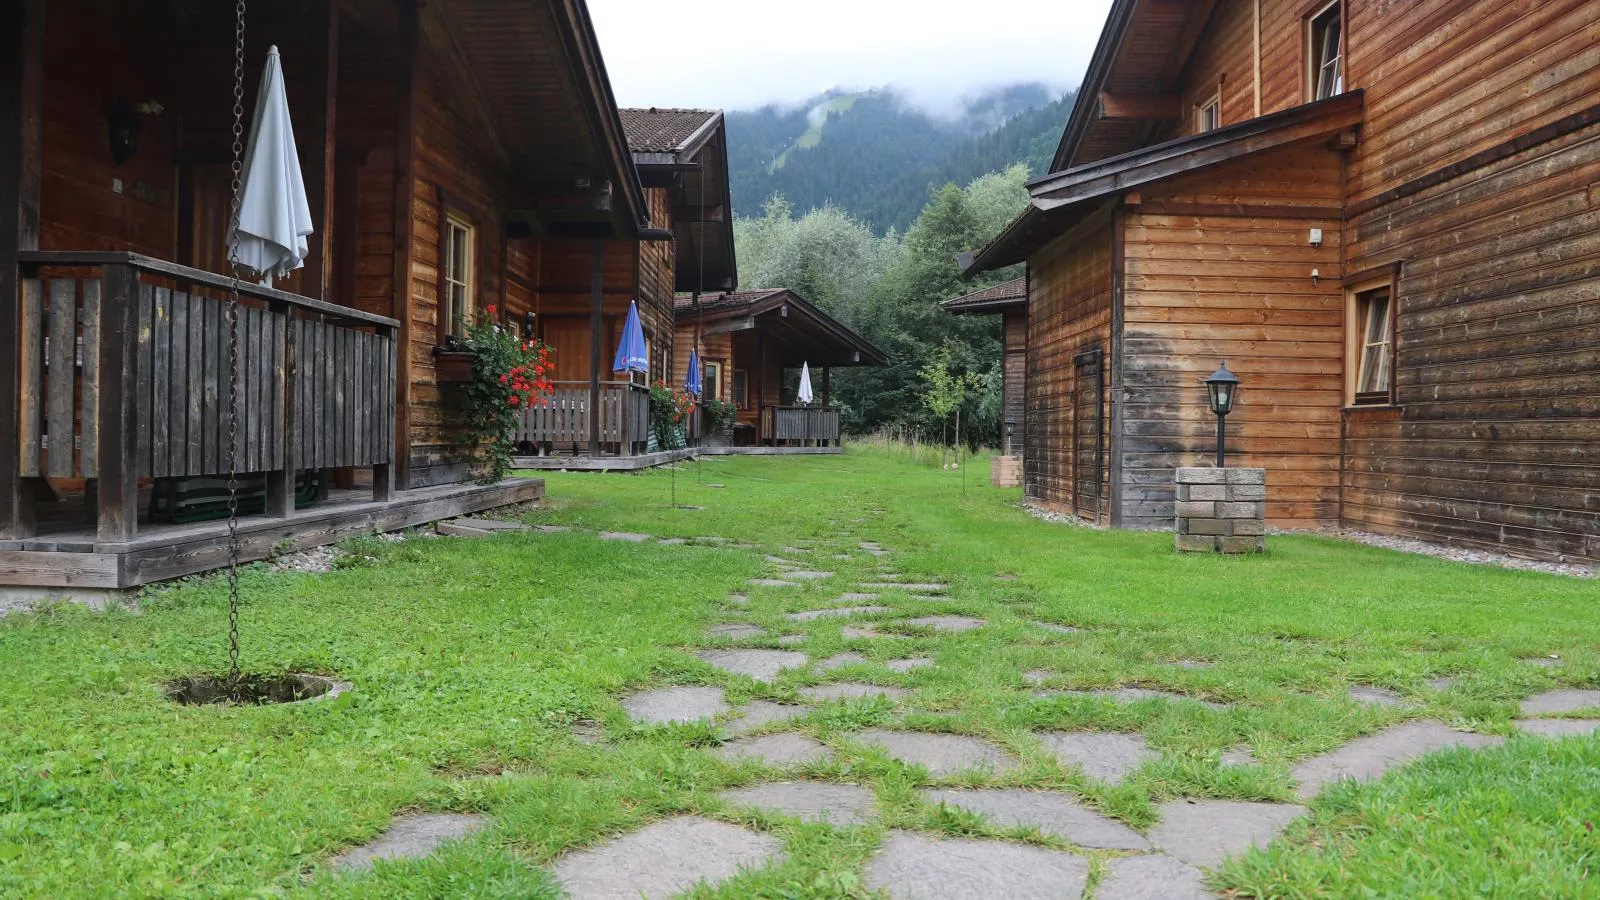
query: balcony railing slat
[{"left": 18, "top": 278, "right": 42, "bottom": 477}]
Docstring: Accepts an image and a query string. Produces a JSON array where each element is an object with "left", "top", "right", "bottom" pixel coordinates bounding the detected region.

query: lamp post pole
[
  {"left": 1215, "top": 409, "right": 1227, "bottom": 468},
  {"left": 1205, "top": 361, "right": 1240, "bottom": 468}
]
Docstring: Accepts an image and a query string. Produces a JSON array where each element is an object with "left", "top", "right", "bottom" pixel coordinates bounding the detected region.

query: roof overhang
[
  {"left": 677, "top": 290, "right": 887, "bottom": 367},
  {"left": 965, "top": 91, "right": 1364, "bottom": 275},
  {"left": 943, "top": 277, "right": 1028, "bottom": 316}
]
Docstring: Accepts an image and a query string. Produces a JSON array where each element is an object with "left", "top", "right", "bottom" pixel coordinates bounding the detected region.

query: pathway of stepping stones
[{"left": 337, "top": 521, "right": 1600, "bottom": 898}]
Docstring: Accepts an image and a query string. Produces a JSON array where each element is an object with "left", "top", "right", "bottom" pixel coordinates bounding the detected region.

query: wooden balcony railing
[
  {"left": 761, "top": 406, "right": 841, "bottom": 446},
  {"left": 15, "top": 251, "right": 399, "bottom": 540},
  {"left": 515, "top": 380, "right": 650, "bottom": 455}
]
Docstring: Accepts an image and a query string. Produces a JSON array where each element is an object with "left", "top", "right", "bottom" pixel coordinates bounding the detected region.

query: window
[
  {"left": 703, "top": 360, "right": 723, "bottom": 401},
  {"left": 1308, "top": 2, "right": 1343, "bottom": 101},
  {"left": 732, "top": 369, "right": 748, "bottom": 408},
  {"left": 1195, "top": 94, "right": 1220, "bottom": 132},
  {"left": 1350, "top": 285, "right": 1394, "bottom": 405},
  {"left": 442, "top": 214, "right": 475, "bottom": 339}
]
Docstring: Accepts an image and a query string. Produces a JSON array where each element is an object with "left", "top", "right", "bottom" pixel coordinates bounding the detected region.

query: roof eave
[{"left": 1049, "top": 0, "right": 1140, "bottom": 173}]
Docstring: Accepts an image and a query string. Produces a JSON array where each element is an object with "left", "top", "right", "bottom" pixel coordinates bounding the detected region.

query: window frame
[
  {"left": 1306, "top": 0, "right": 1344, "bottom": 102},
  {"left": 732, "top": 368, "right": 749, "bottom": 409},
  {"left": 440, "top": 211, "right": 476, "bottom": 343},
  {"left": 1195, "top": 92, "right": 1221, "bottom": 133},
  {"left": 703, "top": 360, "right": 724, "bottom": 401},
  {"left": 1345, "top": 274, "right": 1399, "bottom": 407}
]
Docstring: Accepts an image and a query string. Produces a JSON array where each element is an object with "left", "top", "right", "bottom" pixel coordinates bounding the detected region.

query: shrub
[{"left": 457, "top": 304, "right": 554, "bottom": 478}]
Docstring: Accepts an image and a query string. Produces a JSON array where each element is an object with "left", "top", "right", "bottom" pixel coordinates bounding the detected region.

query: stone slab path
[
  {"left": 720, "top": 733, "right": 834, "bottom": 765},
  {"left": 1290, "top": 720, "right": 1503, "bottom": 800},
  {"left": 332, "top": 812, "right": 488, "bottom": 872},
  {"left": 695, "top": 649, "right": 808, "bottom": 683},
  {"left": 801, "top": 682, "right": 909, "bottom": 702},
  {"left": 886, "top": 657, "right": 934, "bottom": 672},
  {"left": 813, "top": 651, "right": 869, "bottom": 672},
  {"left": 1520, "top": 688, "right": 1600, "bottom": 714},
  {"left": 725, "top": 700, "right": 805, "bottom": 735},
  {"left": 1040, "top": 732, "right": 1157, "bottom": 784},
  {"left": 921, "top": 788, "right": 1150, "bottom": 850},
  {"left": 550, "top": 816, "right": 781, "bottom": 900},
  {"left": 1099, "top": 854, "right": 1212, "bottom": 900},
  {"left": 787, "top": 606, "right": 890, "bottom": 622},
  {"left": 622, "top": 686, "right": 728, "bottom": 725},
  {"left": 1515, "top": 718, "right": 1600, "bottom": 736},
  {"left": 900, "top": 615, "right": 986, "bottom": 633},
  {"left": 864, "top": 831, "right": 1088, "bottom": 900},
  {"left": 1149, "top": 800, "right": 1308, "bottom": 868},
  {"left": 718, "top": 781, "right": 877, "bottom": 825},
  {"left": 853, "top": 729, "right": 1017, "bottom": 776}
]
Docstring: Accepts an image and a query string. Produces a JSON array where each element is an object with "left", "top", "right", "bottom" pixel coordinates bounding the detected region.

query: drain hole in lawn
[{"left": 164, "top": 673, "right": 347, "bottom": 706}]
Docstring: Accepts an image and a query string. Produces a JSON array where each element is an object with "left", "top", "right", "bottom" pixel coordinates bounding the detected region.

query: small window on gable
[
  {"left": 1309, "top": 2, "right": 1343, "bottom": 101},
  {"left": 1350, "top": 285, "right": 1394, "bottom": 405},
  {"left": 1196, "top": 94, "right": 1220, "bottom": 132},
  {"left": 443, "top": 214, "right": 475, "bottom": 340}
]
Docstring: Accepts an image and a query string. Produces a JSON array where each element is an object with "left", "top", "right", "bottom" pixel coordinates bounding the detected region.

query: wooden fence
[
  {"left": 761, "top": 406, "right": 841, "bottom": 446},
  {"left": 515, "top": 380, "right": 650, "bottom": 455},
  {"left": 14, "top": 252, "right": 399, "bottom": 540}
]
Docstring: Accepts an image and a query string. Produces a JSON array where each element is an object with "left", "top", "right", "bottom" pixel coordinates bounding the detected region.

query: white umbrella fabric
[
  {"left": 230, "top": 45, "right": 313, "bottom": 283},
  {"left": 797, "top": 361, "right": 815, "bottom": 406}
]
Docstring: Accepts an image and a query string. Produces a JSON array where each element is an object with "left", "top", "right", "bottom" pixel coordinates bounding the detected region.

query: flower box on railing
[{"left": 433, "top": 347, "right": 476, "bottom": 383}]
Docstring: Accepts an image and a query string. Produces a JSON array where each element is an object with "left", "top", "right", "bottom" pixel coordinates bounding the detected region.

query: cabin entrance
[{"left": 1072, "top": 347, "right": 1104, "bottom": 522}]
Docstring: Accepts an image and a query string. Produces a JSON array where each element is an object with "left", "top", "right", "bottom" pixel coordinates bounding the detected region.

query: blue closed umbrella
[
  {"left": 685, "top": 348, "right": 703, "bottom": 395},
  {"left": 613, "top": 300, "right": 649, "bottom": 375}
]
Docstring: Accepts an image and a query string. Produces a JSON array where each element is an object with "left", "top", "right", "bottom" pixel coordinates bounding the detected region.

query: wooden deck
[
  {"left": 512, "top": 449, "right": 695, "bottom": 471},
  {"left": 0, "top": 477, "right": 543, "bottom": 590},
  {"left": 697, "top": 447, "right": 842, "bottom": 456}
]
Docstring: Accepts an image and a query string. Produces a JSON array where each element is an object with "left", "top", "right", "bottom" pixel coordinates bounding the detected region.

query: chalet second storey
[{"left": 963, "top": 0, "right": 1599, "bottom": 563}]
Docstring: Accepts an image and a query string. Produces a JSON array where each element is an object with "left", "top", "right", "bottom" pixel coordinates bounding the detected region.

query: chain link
[{"left": 225, "top": 0, "right": 247, "bottom": 688}]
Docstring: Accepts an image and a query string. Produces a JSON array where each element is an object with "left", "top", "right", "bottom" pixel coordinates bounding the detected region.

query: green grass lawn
[{"left": 1, "top": 447, "right": 1595, "bottom": 898}]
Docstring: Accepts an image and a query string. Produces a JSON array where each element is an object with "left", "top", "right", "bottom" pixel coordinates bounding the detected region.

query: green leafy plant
[
  {"left": 648, "top": 380, "right": 698, "bottom": 449},
  {"left": 456, "top": 304, "right": 554, "bottom": 478},
  {"left": 702, "top": 398, "right": 738, "bottom": 429}
]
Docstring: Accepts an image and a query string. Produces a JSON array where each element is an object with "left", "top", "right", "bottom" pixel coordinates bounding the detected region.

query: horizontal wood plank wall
[
  {"left": 639, "top": 188, "right": 677, "bottom": 380},
  {"left": 405, "top": 39, "right": 510, "bottom": 487},
  {"left": 673, "top": 324, "right": 733, "bottom": 401},
  {"left": 1177, "top": 0, "right": 1257, "bottom": 134},
  {"left": 1026, "top": 223, "right": 1112, "bottom": 518},
  {"left": 337, "top": 13, "right": 400, "bottom": 322},
  {"left": 1002, "top": 308, "right": 1027, "bottom": 454},
  {"left": 1121, "top": 146, "right": 1345, "bottom": 529}
]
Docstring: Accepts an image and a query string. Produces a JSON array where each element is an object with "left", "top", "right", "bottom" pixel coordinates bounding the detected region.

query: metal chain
[{"left": 224, "top": 0, "right": 248, "bottom": 686}]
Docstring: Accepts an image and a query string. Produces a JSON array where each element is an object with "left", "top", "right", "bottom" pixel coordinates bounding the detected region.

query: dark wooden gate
[{"left": 1072, "top": 347, "right": 1104, "bottom": 522}]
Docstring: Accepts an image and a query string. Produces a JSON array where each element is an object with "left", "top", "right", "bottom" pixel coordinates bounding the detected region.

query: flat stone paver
[
  {"left": 787, "top": 606, "right": 891, "bottom": 622},
  {"left": 1291, "top": 720, "right": 1503, "bottom": 800},
  {"left": 1049, "top": 687, "right": 1226, "bottom": 709},
  {"left": 836, "top": 592, "right": 881, "bottom": 602},
  {"left": 842, "top": 625, "right": 883, "bottom": 639},
  {"left": 1033, "top": 622, "right": 1079, "bottom": 634},
  {"left": 921, "top": 788, "right": 1150, "bottom": 850},
  {"left": 1169, "top": 659, "right": 1213, "bottom": 669},
  {"left": 859, "top": 542, "right": 884, "bottom": 551},
  {"left": 899, "top": 616, "right": 985, "bottom": 633},
  {"left": 801, "top": 682, "right": 909, "bottom": 701},
  {"left": 599, "top": 531, "right": 651, "bottom": 542},
  {"left": 853, "top": 729, "right": 1017, "bottom": 776},
  {"left": 775, "top": 634, "right": 806, "bottom": 646},
  {"left": 550, "top": 816, "right": 781, "bottom": 900},
  {"left": 1040, "top": 732, "right": 1157, "bottom": 784},
  {"left": 725, "top": 700, "right": 806, "bottom": 735},
  {"left": 765, "top": 555, "right": 802, "bottom": 566},
  {"left": 813, "top": 652, "right": 869, "bottom": 672},
  {"left": 1515, "top": 718, "right": 1600, "bottom": 737},
  {"left": 863, "top": 831, "right": 1087, "bottom": 900},
  {"left": 706, "top": 623, "right": 765, "bottom": 639},
  {"left": 1520, "top": 688, "right": 1600, "bottom": 715},
  {"left": 1221, "top": 745, "right": 1256, "bottom": 767},
  {"left": 1522, "top": 656, "right": 1563, "bottom": 668},
  {"left": 333, "top": 812, "right": 490, "bottom": 871},
  {"left": 534, "top": 524, "right": 571, "bottom": 533},
  {"left": 886, "top": 657, "right": 934, "bottom": 673},
  {"left": 1098, "top": 854, "right": 1212, "bottom": 900},
  {"left": 658, "top": 538, "right": 688, "bottom": 545},
  {"left": 696, "top": 649, "right": 809, "bottom": 683},
  {"left": 1022, "top": 669, "right": 1053, "bottom": 685},
  {"left": 1348, "top": 686, "right": 1405, "bottom": 706},
  {"left": 719, "top": 733, "right": 835, "bottom": 765},
  {"left": 749, "top": 579, "right": 801, "bottom": 588},
  {"left": 622, "top": 686, "right": 729, "bottom": 725},
  {"left": 725, "top": 593, "right": 749, "bottom": 605},
  {"left": 1427, "top": 676, "right": 1459, "bottom": 691},
  {"left": 783, "top": 571, "right": 835, "bottom": 581},
  {"left": 1150, "top": 799, "right": 1307, "bottom": 868},
  {"left": 718, "top": 781, "right": 876, "bottom": 825},
  {"left": 858, "top": 582, "right": 949, "bottom": 591}
]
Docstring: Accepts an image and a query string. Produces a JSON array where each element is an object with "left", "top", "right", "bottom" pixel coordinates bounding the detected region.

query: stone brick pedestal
[
  {"left": 991, "top": 456, "right": 1022, "bottom": 488},
  {"left": 1174, "top": 467, "right": 1265, "bottom": 553}
]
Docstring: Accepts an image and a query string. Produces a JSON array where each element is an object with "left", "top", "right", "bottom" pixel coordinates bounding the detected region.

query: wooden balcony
[
  {"left": 515, "top": 380, "right": 652, "bottom": 458},
  {"left": 13, "top": 251, "right": 398, "bottom": 541},
  {"left": 760, "top": 406, "right": 842, "bottom": 447}
]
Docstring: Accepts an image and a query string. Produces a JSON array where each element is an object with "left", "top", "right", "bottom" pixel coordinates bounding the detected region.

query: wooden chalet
[
  {"left": 512, "top": 106, "right": 736, "bottom": 468},
  {"left": 0, "top": 0, "right": 667, "bottom": 595},
  {"left": 962, "top": 0, "right": 1599, "bottom": 562},
  {"left": 943, "top": 277, "right": 1028, "bottom": 458},
  {"left": 674, "top": 289, "right": 887, "bottom": 451}
]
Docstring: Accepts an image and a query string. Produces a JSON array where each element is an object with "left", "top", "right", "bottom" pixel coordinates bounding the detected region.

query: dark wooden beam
[
  {"left": 588, "top": 238, "right": 603, "bottom": 456},
  {"left": 299, "top": 0, "right": 338, "bottom": 301},
  {"left": 0, "top": 0, "right": 43, "bottom": 539},
  {"left": 1098, "top": 92, "right": 1182, "bottom": 121},
  {"left": 391, "top": 0, "right": 419, "bottom": 489}
]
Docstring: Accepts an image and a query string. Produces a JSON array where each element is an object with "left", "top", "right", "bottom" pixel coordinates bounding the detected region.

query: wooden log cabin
[
  {"left": 0, "top": 0, "right": 674, "bottom": 595},
  {"left": 943, "top": 277, "right": 1028, "bottom": 458},
  {"left": 961, "top": 0, "right": 1600, "bottom": 562},
  {"left": 512, "top": 106, "right": 737, "bottom": 467},
  {"left": 674, "top": 289, "right": 887, "bottom": 451}
]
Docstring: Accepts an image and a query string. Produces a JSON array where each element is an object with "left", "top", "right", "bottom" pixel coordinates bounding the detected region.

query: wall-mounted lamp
[
  {"left": 1310, "top": 268, "right": 1321, "bottom": 286},
  {"left": 522, "top": 311, "right": 536, "bottom": 340},
  {"left": 108, "top": 98, "right": 140, "bottom": 165}
]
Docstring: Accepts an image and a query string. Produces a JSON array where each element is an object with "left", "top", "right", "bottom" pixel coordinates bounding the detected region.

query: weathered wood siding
[
  {"left": 1119, "top": 146, "right": 1345, "bottom": 529},
  {"left": 638, "top": 188, "right": 678, "bottom": 379},
  {"left": 1025, "top": 220, "right": 1113, "bottom": 519},
  {"left": 1001, "top": 306, "right": 1027, "bottom": 455},
  {"left": 1338, "top": 0, "right": 1600, "bottom": 561},
  {"left": 674, "top": 323, "right": 733, "bottom": 402}
]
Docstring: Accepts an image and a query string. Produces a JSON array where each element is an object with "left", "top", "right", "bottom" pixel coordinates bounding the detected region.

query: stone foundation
[
  {"left": 1174, "top": 468, "right": 1265, "bottom": 553},
  {"left": 991, "top": 456, "right": 1022, "bottom": 488}
]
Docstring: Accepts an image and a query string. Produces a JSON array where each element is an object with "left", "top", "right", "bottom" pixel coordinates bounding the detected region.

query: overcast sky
[{"left": 589, "top": 0, "right": 1113, "bottom": 114}]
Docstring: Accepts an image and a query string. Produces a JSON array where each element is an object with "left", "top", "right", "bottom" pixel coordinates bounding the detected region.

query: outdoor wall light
[
  {"left": 108, "top": 98, "right": 140, "bottom": 165},
  {"left": 1205, "top": 361, "right": 1240, "bottom": 467}
]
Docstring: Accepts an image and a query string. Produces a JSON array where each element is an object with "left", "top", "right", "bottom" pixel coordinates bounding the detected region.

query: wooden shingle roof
[
  {"left": 944, "top": 277, "right": 1027, "bottom": 315},
  {"left": 619, "top": 108, "right": 721, "bottom": 155}
]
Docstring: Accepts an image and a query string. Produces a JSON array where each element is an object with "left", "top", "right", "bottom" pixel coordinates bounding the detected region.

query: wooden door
[
  {"left": 541, "top": 317, "right": 613, "bottom": 384},
  {"left": 1072, "top": 347, "right": 1104, "bottom": 522}
]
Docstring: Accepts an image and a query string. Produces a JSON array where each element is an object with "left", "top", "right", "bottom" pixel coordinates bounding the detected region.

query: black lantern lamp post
[{"left": 1205, "top": 361, "right": 1240, "bottom": 467}]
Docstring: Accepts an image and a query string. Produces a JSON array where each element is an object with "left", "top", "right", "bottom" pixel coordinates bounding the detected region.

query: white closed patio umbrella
[
  {"left": 230, "top": 45, "right": 313, "bottom": 284},
  {"left": 797, "top": 361, "right": 815, "bottom": 406}
]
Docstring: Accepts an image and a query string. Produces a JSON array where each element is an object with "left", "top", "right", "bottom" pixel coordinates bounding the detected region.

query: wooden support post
[
  {"left": 822, "top": 366, "right": 832, "bottom": 446},
  {"left": 372, "top": 322, "right": 395, "bottom": 500},
  {"left": 300, "top": 0, "right": 338, "bottom": 301},
  {"left": 96, "top": 264, "right": 140, "bottom": 541},
  {"left": 756, "top": 331, "right": 766, "bottom": 445},
  {"left": 266, "top": 302, "right": 297, "bottom": 515},
  {"left": 390, "top": 1, "right": 418, "bottom": 490},
  {"left": 0, "top": 0, "right": 43, "bottom": 539},
  {"left": 588, "top": 238, "right": 604, "bottom": 457}
]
